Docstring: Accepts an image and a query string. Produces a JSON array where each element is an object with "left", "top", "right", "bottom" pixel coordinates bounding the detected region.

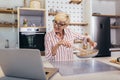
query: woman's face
[{"left": 53, "top": 20, "right": 68, "bottom": 33}]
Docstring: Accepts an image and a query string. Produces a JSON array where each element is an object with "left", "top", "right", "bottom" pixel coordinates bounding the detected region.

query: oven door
[{"left": 19, "top": 32, "right": 45, "bottom": 51}]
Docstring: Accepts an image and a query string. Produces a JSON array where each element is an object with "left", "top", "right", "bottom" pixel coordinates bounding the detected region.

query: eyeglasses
[{"left": 53, "top": 20, "right": 68, "bottom": 27}]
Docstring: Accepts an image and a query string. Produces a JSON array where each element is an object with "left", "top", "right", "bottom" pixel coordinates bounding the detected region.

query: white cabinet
[
  {"left": 17, "top": 8, "right": 46, "bottom": 48},
  {"left": 18, "top": 8, "right": 46, "bottom": 28}
]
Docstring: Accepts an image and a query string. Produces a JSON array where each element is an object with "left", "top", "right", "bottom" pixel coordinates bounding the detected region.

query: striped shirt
[{"left": 45, "top": 28, "right": 86, "bottom": 61}]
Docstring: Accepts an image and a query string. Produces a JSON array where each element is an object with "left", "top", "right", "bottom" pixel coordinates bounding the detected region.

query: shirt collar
[{"left": 52, "top": 28, "right": 67, "bottom": 38}]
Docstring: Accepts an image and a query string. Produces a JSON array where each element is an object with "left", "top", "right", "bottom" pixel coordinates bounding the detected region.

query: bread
[{"left": 110, "top": 59, "right": 117, "bottom": 63}]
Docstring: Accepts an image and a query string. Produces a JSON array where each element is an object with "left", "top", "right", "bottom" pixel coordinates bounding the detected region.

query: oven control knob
[{"left": 36, "top": 29, "right": 39, "bottom": 31}]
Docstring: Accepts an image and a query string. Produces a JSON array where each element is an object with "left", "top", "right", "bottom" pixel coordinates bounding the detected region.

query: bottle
[{"left": 5, "top": 39, "right": 9, "bottom": 48}]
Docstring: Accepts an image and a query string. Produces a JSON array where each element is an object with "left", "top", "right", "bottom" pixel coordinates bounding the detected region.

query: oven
[{"left": 19, "top": 27, "right": 46, "bottom": 52}]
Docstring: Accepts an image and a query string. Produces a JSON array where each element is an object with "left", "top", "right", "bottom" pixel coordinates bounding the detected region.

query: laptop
[{"left": 0, "top": 49, "right": 58, "bottom": 80}]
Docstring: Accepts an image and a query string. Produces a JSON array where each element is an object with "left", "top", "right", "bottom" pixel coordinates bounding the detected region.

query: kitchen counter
[
  {"left": 42, "top": 56, "right": 120, "bottom": 80},
  {"left": 0, "top": 56, "right": 120, "bottom": 80}
]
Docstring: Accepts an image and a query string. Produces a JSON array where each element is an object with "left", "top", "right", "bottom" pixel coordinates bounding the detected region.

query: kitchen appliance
[
  {"left": 19, "top": 27, "right": 46, "bottom": 51},
  {"left": 91, "top": 16, "right": 111, "bottom": 57}
]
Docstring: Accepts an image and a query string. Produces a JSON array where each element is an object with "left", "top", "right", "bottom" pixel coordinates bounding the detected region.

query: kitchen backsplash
[{"left": 46, "top": 0, "right": 89, "bottom": 34}]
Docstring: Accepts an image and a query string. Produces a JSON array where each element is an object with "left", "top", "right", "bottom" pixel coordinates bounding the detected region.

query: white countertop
[
  {"left": 42, "top": 56, "right": 120, "bottom": 80},
  {"left": 0, "top": 56, "right": 120, "bottom": 80}
]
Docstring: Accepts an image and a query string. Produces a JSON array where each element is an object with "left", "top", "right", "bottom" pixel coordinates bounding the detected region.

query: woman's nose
[{"left": 54, "top": 25, "right": 59, "bottom": 29}]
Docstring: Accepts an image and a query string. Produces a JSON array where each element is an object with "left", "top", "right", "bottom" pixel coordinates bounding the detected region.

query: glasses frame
[{"left": 53, "top": 20, "right": 68, "bottom": 27}]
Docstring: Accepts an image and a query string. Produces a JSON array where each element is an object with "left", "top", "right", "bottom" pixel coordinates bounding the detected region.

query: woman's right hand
[{"left": 58, "top": 40, "right": 71, "bottom": 48}]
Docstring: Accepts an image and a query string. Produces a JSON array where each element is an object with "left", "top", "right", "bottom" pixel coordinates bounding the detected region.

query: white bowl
[{"left": 76, "top": 49, "right": 99, "bottom": 58}]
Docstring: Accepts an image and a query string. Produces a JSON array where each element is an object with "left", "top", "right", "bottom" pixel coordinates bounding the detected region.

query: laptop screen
[{"left": 0, "top": 49, "right": 46, "bottom": 80}]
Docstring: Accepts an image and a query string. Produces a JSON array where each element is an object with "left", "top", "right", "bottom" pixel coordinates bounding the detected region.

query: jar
[{"left": 30, "top": 0, "right": 41, "bottom": 9}]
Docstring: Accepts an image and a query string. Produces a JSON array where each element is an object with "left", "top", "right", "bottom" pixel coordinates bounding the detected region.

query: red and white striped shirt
[{"left": 45, "top": 28, "right": 86, "bottom": 61}]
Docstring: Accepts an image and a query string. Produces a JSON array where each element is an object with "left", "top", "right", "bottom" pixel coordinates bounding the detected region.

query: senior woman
[{"left": 45, "top": 12, "right": 96, "bottom": 61}]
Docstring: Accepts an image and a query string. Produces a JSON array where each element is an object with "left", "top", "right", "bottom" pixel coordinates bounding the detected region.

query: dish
[{"left": 76, "top": 49, "right": 99, "bottom": 58}]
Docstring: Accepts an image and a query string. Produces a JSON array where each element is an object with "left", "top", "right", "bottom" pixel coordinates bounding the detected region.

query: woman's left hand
[
  {"left": 86, "top": 36, "right": 97, "bottom": 49},
  {"left": 89, "top": 41, "right": 97, "bottom": 48}
]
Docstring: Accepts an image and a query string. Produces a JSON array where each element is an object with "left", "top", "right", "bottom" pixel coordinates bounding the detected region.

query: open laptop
[{"left": 0, "top": 49, "right": 57, "bottom": 80}]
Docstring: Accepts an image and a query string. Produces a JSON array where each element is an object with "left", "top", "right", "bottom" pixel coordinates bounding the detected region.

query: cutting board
[{"left": 44, "top": 67, "right": 58, "bottom": 80}]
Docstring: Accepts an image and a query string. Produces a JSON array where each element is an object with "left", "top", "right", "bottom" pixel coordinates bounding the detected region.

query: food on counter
[
  {"left": 110, "top": 57, "right": 120, "bottom": 64},
  {"left": 117, "top": 57, "right": 120, "bottom": 62},
  {"left": 110, "top": 59, "right": 117, "bottom": 63}
]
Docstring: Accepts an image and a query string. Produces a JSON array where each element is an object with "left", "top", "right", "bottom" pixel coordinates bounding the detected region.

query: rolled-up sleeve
[
  {"left": 72, "top": 32, "right": 85, "bottom": 40},
  {"left": 72, "top": 32, "right": 88, "bottom": 45}
]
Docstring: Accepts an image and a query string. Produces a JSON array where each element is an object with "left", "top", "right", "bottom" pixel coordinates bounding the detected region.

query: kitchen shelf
[
  {"left": 20, "top": 26, "right": 46, "bottom": 28},
  {"left": 110, "top": 48, "right": 120, "bottom": 52},
  {"left": 48, "top": 12, "right": 88, "bottom": 26},
  {"left": 0, "top": 9, "right": 17, "bottom": 27},
  {"left": 48, "top": 12, "right": 57, "bottom": 16},
  {"left": 0, "top": 23, "right": 17, "bottom": 27},
  {"left": 0, "top": 9, "right": 17, "bottom": 14},
  {"left": 111, "top": 26, "right": 120, "bottom": 29},
  {"left": 93, "top": 14, "right": 120, "bottom": 29},
  {"left": 92, "top": 14, "right": 120, "bottom": 18},
  {"left": 69, "top": 22, "right": 88, "bottom": 26},
  {"left": 69, "top": 0, "right": 82, "bottom": 4},
  {"left": 19, "top": 8, "right": 46, "bottom": 11}
]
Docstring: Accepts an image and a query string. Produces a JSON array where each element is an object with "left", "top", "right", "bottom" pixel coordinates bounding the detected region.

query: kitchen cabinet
[
  {"left": 0, "top": 0, "right": 46, "bottom": 49},
  {"left": 18, "top": 8, "right": 46, "bottom": 28},
  {"left": 18, "top": 8, "right": 46, "bottom": 50}
]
